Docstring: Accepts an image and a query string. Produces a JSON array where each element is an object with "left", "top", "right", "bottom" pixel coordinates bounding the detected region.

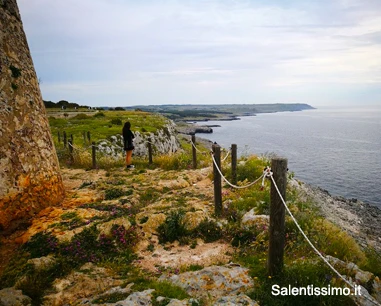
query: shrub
[
  {"left": 110, "top": 118, "right": 123, "bottom": 125},
  {"left": 192, "top": 219, "right": 222, "bottom": 242},
  {"left": 157, "top": 210, "right": 188, "bottom": 244},
  {"left": 94, "top": 112, "right": 106, "bottom": 118},
  {"left": 73, "top": 113, "right": 90, "bottom": 120},
  {"left": 140, "top": 187, "right": 160, "bottom": 204},
  {"left": 105, "top": 188, "right": 127, "bottom": 200},
  {"left": 23, "top": 232, "right": 59, "bottom": 258}
]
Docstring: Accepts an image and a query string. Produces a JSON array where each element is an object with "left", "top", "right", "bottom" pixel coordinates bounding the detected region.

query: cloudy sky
[{"left": 18, "top": 0, "right": 381, "bottom": 107}]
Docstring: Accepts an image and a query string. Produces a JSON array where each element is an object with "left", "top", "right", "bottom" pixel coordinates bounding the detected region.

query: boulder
[
  {"left": 0, "top": 288, "right": 31, "bottom": 306},
  {"left": 241, "top": 208, "right": 269, "bottom": 229}
]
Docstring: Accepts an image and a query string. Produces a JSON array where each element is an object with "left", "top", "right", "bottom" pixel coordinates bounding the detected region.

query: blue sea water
[{"left": 197, "top": 106, "right": 381, "bottom": 208}]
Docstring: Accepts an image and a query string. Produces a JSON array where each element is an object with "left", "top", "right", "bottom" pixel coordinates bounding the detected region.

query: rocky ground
[
  {"left": 0, "top": 166, "right": 380, "bottom": 306},
  {"left": 291, "top": 179, "right": 381, "bottom": 253}
]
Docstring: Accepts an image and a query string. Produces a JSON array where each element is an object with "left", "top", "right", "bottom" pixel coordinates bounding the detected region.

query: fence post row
[
  {"left": 268, "top": 157, "right": 288, "bottom": 276},
  {"left": 212, "top": 143, "right": 222, "bottom": 216},
  {"left": 192, "top": 134, "right": 197, "bottom": 169},
  {"left": 231, "top": 144, "right": 237, "bottom": 185}
]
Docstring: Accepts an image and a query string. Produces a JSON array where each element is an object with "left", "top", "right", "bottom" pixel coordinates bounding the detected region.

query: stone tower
[{"left": 0, "top": 0, "right": 65, "bottom": 232}]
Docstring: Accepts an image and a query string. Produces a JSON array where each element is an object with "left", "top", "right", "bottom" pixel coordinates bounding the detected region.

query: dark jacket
[{"left": 123, "top": 129, "right": 135, "bottom": 151}]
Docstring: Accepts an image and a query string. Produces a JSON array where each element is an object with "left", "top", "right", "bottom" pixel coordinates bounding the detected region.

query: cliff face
[
  {"left": 0, "top": 0, "right": 65, "bottom": 231},
  {"left": 95, "top": 121, "right": 181, "bottom": 157}
]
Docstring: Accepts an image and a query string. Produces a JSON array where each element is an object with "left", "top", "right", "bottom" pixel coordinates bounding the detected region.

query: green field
[{"left": 47, "top": 109, "right": 168, "bottom": 146}]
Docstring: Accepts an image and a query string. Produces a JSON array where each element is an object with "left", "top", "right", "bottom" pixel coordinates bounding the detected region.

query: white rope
[
  {"left": 269, "top": 173, "right": 380, "bottom": 306},
  {"left": 211, "top": 153, "right": 264, "bottom": 189},
  {"left": 191, "top": 140, "right": 209, "bottom": 155},
  {"left": 222, "top": 149, "right": 230, "bottom": 162}
]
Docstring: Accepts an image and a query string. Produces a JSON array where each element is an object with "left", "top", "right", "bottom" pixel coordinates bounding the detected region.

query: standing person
[{"left": 123, "top": 121, "right": 135, "bottom": 169}]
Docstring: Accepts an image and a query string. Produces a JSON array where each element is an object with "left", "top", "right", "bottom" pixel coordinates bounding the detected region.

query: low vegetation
[{"left": 0, "top": 113, "right": 379, "bottom": 305}]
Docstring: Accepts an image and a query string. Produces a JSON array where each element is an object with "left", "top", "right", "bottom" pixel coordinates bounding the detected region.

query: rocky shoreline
[{"left": 292, "top": 179, "right": 381, "bottom": 252}]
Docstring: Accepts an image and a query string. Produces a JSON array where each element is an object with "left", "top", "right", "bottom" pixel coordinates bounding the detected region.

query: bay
[{"left": 197, "top": 106, "right": 381, "bottom": 208}]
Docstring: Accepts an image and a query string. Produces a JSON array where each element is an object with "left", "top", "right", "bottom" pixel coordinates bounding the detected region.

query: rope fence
[{"left": 57, "top": 132, "right": 380, "bottom": 304}]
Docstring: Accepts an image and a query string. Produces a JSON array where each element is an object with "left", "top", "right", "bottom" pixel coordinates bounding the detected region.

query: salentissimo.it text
[{"left": 272, "top": 284, "right": 361, "bottom": 296}]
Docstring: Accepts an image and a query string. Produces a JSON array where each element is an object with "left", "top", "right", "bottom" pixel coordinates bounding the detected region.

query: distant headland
[{"left": 124, "top": 103, "right": 315, "bottom": 122}]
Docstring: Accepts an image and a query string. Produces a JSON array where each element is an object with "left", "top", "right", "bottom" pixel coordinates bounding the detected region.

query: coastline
[
  {"left": 291, "top": 179, "right": 381, "bottom": 252},
  {"left": 179, "top": 128, "right": 381, "bottom": 253}
]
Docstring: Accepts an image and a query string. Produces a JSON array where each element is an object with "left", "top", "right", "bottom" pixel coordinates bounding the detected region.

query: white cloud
[{"left": 17, "top": 0, "right": 381, "bottom": 106}]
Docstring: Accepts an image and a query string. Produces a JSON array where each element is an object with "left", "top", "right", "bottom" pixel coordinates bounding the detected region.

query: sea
[{"left": 196, "top": 106, "right": 381, "bottom": 208}]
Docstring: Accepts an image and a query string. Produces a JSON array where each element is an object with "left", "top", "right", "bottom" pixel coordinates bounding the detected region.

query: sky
[{"left": 17, "top": 0, "right": 381, "bottom": 108}]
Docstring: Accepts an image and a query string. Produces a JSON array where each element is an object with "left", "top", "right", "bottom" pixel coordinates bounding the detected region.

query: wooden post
[
  {"left": 63, "top": 131, "right": 67, "bottom": 148},
  {"left": 58, "top": 131, "right": 61, "bottom": 143},
  {"left": 268, "top": 157, "right": 288, "bottom": 276},
  {"left": 212, "top": 143, "right": 222, "bottom": 216},
  {"left": 68, "top": 139, "right": 73, "bottom": 162},
  {"left": 70, "top": 134, "right": 73, "bottom": 142},
  {"left": 92, "top": 142, "right": 97, "bottom": 169},
  {"left": 148, "top": 138, "right": 153, "bottom": 164},
  {"left": 231, "top": 144, "right": 237, "bottom": 185},
  {"left": 191, "top": 134, "right": 197, "bottom": 169},
  {"left": 83, "top": 131, "right": 86, "bottom": 144},
  {"left": 87, "top": 131, "right": 91, "bottom": 142}
]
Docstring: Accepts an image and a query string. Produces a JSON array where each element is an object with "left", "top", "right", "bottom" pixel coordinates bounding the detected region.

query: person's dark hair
[{"left": 123, "top": 121, "right": 131, "bottom": 133}]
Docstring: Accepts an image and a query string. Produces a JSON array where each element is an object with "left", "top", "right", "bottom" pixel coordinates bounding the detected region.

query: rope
[
  {"left": 191, "top": 140, "right": 210, "bottom": 155},
  {"left": 67, "top": 142, "right": 95, "bottom": 153},
  {"left": 269, "top": 173, "right": 380, "bottom": 306},
  {"left": 211, "top": 153, "right": 264, "bottom": 189},
  {"left": 222, "top": 148, "right": 230, "bottom": 162}
]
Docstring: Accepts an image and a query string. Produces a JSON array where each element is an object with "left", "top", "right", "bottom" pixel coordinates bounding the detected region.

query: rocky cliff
[
  {"left": 0, "top": 0, "right": 65, "bottom": 231},
  {"left": 97, "top": 122, "right": 181, "bottom": 157}
]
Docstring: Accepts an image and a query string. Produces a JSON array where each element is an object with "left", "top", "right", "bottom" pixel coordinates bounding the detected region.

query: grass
[
  {"left": 48, "top": 109, "right": 168, "bottom": 169},
  {"left": 2, "top": 149, "right": 380, "bottom": 305},
  {"left": 104, "top": 188, "right": 133, "bottom": 200},
  {"left": 49, "top": 110, "right": 167, "bottom": 145}
]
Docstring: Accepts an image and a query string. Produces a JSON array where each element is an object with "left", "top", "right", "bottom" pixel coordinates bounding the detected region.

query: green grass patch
[{"left": 104, "top": 188, "right": 133, "bottom": 200}]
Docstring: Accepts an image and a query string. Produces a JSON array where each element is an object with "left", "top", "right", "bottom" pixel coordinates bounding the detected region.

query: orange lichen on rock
[{"left": 0, "top": 175, "right": 65, "bottom": 232}]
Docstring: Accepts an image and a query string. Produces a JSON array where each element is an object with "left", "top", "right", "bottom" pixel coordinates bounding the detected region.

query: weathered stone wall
[{"left": 0, "top": 0, "right": 65, "bottom": 231}]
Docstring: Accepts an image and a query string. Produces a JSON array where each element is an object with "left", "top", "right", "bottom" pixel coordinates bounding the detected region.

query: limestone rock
[
  {"left": 96, "top": 122, "right": 180, "bottom": 158},
  {"left": 241, "top": 208, "right": 269, "bottom": 229},
  {"left": 116, "top": 289, "right": 154, "bottom": 306},
  {"left": 137, "top": 213, "right": 166, "bottom": 235},
  {"left": 161, "top": 264, "right": 254, "bottom": 299},
  {"left": 213, "top": 294, "right": 259, "bottom": 306},
  {"left": 27, "top": 255, "right": 56, "bottom": 271},
  {"left": 326, "top": 256, "right": 381, "bottom": 305},
  {"left": 165, "top": 298, "right": 188, "bottom": 306},
  {"left": 0, "top": 288, "right": 31, "bottom": 306},
  {"left": 42, "top": 263, "right": 123, "bottom": 306}
]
